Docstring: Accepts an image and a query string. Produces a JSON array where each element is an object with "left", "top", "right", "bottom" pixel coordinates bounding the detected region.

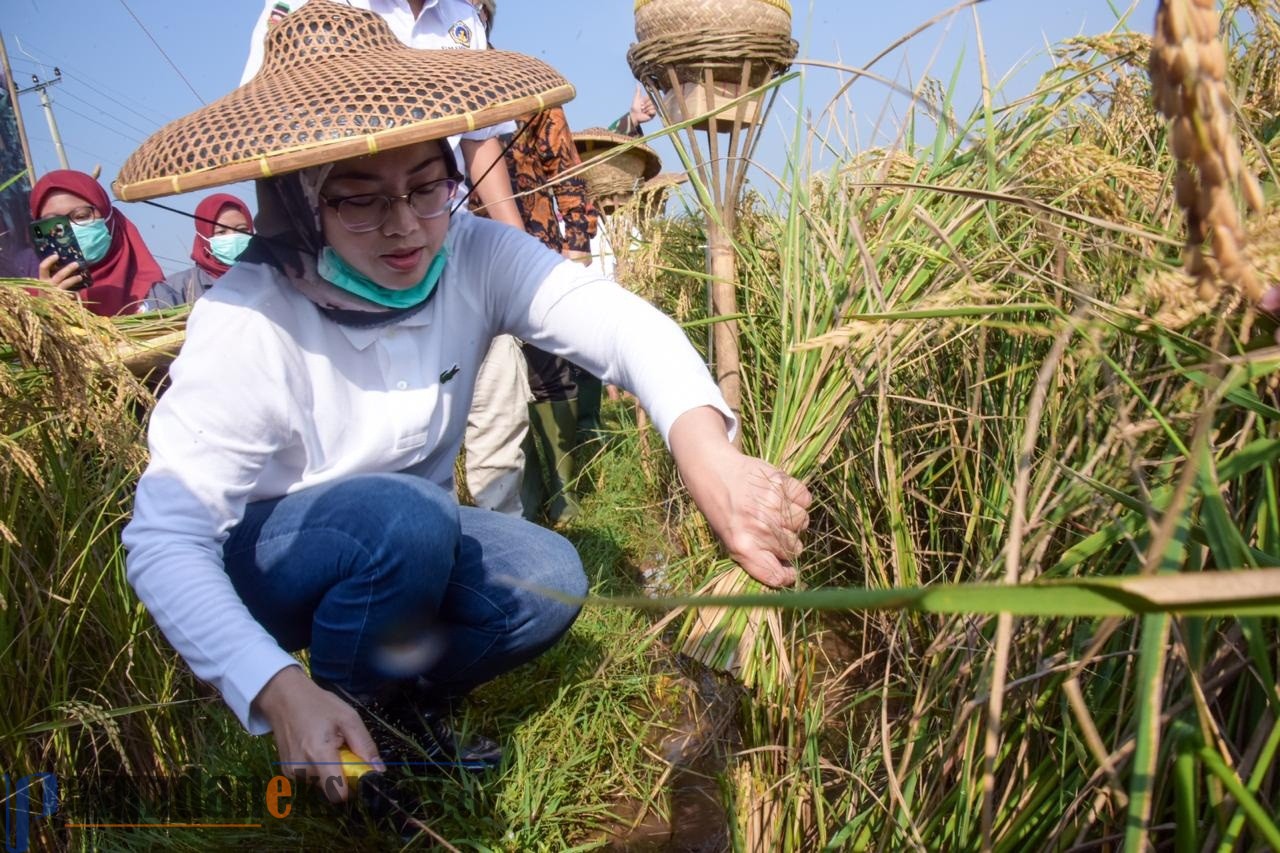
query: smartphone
[{"left": 30, "top": 214, "right": 92, "bottom": 290}]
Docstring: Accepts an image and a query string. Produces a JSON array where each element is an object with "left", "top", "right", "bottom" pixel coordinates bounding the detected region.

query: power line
[
  {"left": 115, "top": 0, "right": 206, "bottom": 106},
  {"left": 11, "top": 39, "right": 172, "bottom": 127},
  {"left": 55, "top": 86, "right": 156, "bottom": 139},
  {"left": 25, "top": 131, "right": 123, "bottom": 170},
  {"left": 54, "top": 102, "right": 145, "bottom": 145},
  {"left": 151, "top": 252, "right": 191, "bottom": 268},
  {"left": 59, "top": 70, "right": 167, "bottom": 130}
]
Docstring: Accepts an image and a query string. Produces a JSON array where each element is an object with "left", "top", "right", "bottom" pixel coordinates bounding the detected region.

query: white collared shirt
[{"left": 122, "top": 214, "right": 733, "bottom": 733}]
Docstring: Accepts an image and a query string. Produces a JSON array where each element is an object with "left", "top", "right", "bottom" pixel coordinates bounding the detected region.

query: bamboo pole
[
  {"left": 707, "top": 220, "right": 742, "bottom": 425},
  {"left": 633, "top": 30, "right": 792, "bottom": 446},
  {"left": 0, "top": 32, "right": 36, "bottom": 187}
]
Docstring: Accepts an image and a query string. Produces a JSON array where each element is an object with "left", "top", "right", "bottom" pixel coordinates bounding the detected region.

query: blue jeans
[{"left": 222, "top": 473, "right": 587, "bottom": 699}]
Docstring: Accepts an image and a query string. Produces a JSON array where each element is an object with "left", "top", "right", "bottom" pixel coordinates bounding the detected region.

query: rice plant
[{"left": 632, "top": 2, "right": 1280, "bottom": 849}]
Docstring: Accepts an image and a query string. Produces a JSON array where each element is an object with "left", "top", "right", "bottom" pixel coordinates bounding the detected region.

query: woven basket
[
  {"left": 634, "top": 0, "right": 791, "bottom": 43},
  {"left": 573, "top": 128, "right": 661, "bottom": 204},
  {"left": 114, "top": 0, "right": 574, "bottom": 201},
  {"left": 642, "top": 171, "right": 688, "bottom": 193},
  {"left": 627, "top": 28, "right": 798, "bottom": 91}
]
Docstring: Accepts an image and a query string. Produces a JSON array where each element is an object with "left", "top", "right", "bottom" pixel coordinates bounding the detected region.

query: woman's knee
[
  {"left": 323, "top": 474, "right": 460, "bottom": 567},
  {"left": 520, "top": 528, "right": 587, "bottom": 639}
]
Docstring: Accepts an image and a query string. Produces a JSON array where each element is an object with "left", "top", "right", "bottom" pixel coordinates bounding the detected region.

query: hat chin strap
[{"left": 448, "top": 123, "right": 528, "bottom": 215}]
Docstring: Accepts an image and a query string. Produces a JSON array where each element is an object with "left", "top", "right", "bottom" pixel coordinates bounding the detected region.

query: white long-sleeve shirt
[{"left": 122, "top": 214, "right": 732, "bottom": 733}]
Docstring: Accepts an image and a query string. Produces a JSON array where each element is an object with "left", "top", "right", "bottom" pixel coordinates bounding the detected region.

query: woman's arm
[
  {"left": 251, "top": 665, "right": 383, "bottom": 803},
  {"left": 668, "top": 406, "right": 812, "bottom": 587},
  {"left": 463, "top": 218, "right": 812, "bottom": 585},
  {"left": 461, "top": 136, "right": 526, "bottom": 231},
  {"left": 123, "top": 282, "right": 300, "bottom": 734}
]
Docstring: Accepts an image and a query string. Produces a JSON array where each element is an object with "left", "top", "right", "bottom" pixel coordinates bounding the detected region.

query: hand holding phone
[{"left": 31, "top": 215, "right": 92, "bottom": 291}]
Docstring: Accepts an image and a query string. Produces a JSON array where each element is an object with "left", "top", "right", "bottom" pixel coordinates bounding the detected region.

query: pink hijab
[{"left": 29, "top": 170, "right": 164, "bottom": 316}]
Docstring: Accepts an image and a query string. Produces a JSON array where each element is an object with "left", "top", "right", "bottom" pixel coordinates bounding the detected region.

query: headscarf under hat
[
  {"left": 29, "top": 169, "right": 164, "bottom": 316},
  {"left": 239, "top": 142, "right": 464, "bottom": 321},
  {"left": 191, "top": 193, "right": 254, "bottom": 279}
]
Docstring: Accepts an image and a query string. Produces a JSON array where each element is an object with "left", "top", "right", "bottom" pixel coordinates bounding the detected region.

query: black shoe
[
  {"left": 401, "top": 703, "right": 503, "bottom": 772},
  {"left": 317, "top": 678, "right": 501, "bottom": 773}
]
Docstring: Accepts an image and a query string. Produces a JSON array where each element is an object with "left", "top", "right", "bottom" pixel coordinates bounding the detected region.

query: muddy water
[{"left": 602, "top": 659, "right": 742, "bottom": 852}]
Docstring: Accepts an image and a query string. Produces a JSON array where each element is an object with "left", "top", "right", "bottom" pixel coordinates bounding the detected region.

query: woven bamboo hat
[
  {"left": 113, "top": 0, "right": 574, "bottom": 201},
  {"left": 641, "top": 171, "right": 688, "bottom": 193},
  {"left": 573, "top": 128, "right": 662, "bottom": 202},
  {"left": 637, "top": 171, "right": 687, "bottom": 219}
]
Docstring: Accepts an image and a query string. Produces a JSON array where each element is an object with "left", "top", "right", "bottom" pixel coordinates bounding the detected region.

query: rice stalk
[{"left": 1151, "top": 0, "right": 1266, "bottom": 301}]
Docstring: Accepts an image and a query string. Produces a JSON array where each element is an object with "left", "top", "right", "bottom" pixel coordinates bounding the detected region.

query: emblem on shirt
[
  {"left": 449, "top": 21, "right": 473, "bottom": 47},
  {"left": 440, "top": 363, "right": 461, "bottom": 383},
  {"left": 267, "top": 1, "right": 292, "bottom": 28}
]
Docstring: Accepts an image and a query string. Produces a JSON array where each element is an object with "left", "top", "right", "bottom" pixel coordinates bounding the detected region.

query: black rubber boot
[
  {"left": 527, "top": 398, "right": 582, "bottom": 526},
  {"left": 520, "top": 428, "right": 547, "bottom": 523},
  {"left": 575, "top": 371, "right": 604, "bottom": 442}
]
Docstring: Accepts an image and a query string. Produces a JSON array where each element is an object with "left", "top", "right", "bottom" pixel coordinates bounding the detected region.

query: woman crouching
[{"left": 117, "top": 0, "right": 809, "bottom": 831}]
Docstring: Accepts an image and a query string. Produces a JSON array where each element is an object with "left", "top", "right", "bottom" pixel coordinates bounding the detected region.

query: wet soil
[{"left": 599, "top": 657, "right": 742, "bottom": 852}]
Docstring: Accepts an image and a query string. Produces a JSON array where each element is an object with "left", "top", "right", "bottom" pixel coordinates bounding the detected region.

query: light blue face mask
[
  {"left": 317, "top": 245, "right": 448, "bottom": 310},
  {"left": 71, "top": 218, "right": 112, "bottom": 265},
  {"left": 208, "top": 232, "right": 253, "bottom": 265}
]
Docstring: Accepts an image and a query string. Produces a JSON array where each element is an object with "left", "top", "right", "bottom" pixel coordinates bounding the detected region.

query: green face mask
[
  {"left": 316, "top": 245, "right": 448, "bottom": 309},
  {"left": 71, "top": 219, "right": 112, "bottom": 265}
]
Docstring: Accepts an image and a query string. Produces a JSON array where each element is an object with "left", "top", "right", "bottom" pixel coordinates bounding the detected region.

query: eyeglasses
[
  {"left": 66, "top": 206, "right": 101, "bottom": 226},
  {"left": 321, "top": 179, "right": 458, "bottom": 233}
]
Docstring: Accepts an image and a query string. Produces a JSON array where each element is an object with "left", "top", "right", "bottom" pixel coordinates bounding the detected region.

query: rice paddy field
[{"left": 3, "top": 2, "right": 1279, "bottom": 850}]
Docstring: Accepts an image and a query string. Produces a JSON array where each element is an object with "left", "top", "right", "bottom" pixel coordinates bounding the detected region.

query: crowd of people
[{"left": 22, "top": 0, "right": 812, "bottom": 835}]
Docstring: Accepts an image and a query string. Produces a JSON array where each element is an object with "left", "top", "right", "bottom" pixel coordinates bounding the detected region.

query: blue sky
[{"left": 5, "top": 0, "right": 1154, "bottom": 274}]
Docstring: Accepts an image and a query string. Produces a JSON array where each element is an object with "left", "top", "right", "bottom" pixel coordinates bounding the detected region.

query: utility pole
[
  {"left": 19, "top": 68, "right": 68, "bottom": 171},
  {"left": 0, "top": 31, "right": 36, "bottom": 187}
]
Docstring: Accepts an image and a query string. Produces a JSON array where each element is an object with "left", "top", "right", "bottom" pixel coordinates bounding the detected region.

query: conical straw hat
[
  {"left": 113, "top": 0, "right": 574, "bottom": 201},
  {"left": 572, "top": 128, "right": 662, "bottom": 205},
  {"left": 573, "top": 128, "right": 662, "bottom": 181},
  {"left": 641, "top": 171, "right": 688, "bottom": 193}
]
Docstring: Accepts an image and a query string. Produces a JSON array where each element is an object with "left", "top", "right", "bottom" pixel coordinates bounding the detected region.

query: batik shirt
[{"left": 497, "top": 107, "right": 596, "bottom": 254}]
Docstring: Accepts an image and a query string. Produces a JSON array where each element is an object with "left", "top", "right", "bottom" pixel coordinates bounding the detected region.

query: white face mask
[{"left": 207, "top": 232, "right": 252, "bottom": 265}]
